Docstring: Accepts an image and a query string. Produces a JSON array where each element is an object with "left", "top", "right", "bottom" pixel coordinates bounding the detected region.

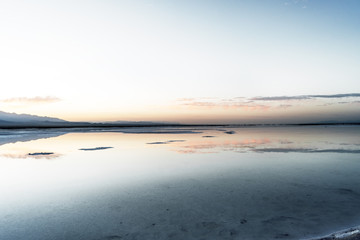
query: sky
[{"left": 1, "top": 0, "right": 360, "bottom": 123}]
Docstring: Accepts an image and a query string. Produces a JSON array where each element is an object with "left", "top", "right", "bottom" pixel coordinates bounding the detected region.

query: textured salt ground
[{"left": 309, "top": 227, "right": 360, "bottom": 240}]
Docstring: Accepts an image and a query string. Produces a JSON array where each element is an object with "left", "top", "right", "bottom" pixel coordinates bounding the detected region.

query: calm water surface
[{"left": 0, "top": 126, "right": 360, "bottom": 240}]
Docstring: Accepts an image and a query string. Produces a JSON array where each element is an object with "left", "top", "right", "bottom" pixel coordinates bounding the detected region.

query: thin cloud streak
[
  {"left": 1, "top": 96, "right": 61, "bottom": 104},
  {"left": 178, "top": 98, "right": 271, "bottom": 111},
  {"left": 177, "top": 93, "right": 360, "bottom": 112},
  {"left": 277, "top": 104, "right": 293, "bottom": 109},
  {"left": 251, "top": 93, "right": 360, "bottom": 101},
  {"left": 172, "top": 93, "right": 360, "bottom": 124}
]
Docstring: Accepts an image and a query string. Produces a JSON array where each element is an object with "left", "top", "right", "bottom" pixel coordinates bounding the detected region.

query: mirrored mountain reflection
[{"left": 0, "top": 129, "right": 66, "bottom": 146}]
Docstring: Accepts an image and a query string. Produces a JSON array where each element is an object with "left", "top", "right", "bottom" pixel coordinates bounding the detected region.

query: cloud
[
  {"left": 178, "top": 98, "right": 271, "bottom": 111},
  {"left": 318, "top": 101, "right": 352, "bottom": 107},
  {"left": 1, "top": 96, "right": 61, "bottom": 104},
  {"left": 251, "top": 96, "right": 310, "bottom": 101},
  {"left": 176, "top": 98, "right": 196, "bottom": 102},
  {"left": 176, "top": 93, "right": 360, "bottom": 114},
  {"left": 311, "top": 93, "right": 360, "bottom": 99},
  {"left": 182, "top": 101, "right": 216, "bottom": 108},
  {"left": 251, "top": 93, "right": 360, "bottom": 101},
  {"left": 277, "top": 104, "right": 293, "bottom": 109}
]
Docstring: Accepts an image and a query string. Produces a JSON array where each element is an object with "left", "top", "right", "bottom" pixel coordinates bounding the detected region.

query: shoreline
[{"left": 0, "top": 122, "right": 360, "bottom": 130}]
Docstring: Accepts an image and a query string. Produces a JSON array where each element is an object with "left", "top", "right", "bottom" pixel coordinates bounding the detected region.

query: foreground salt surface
[
  {"left": 309, "top": 227, "right": 360, "bottom": 240},
  {"left": 0, "top": 126, "right": 360, "bottom": 240}
]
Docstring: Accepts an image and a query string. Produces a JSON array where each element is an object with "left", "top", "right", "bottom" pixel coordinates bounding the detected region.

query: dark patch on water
[
  {"left": 79, "top": 147, "right": 113, "bottom": 151},
  {"left": 104, "top": 235, "right": 122, "bottom": 240},
  {"left": 275, "top": 233, "right": 290, "bottom": 239},
  {"left": 263, "top": 216, "right": 299, "bottom": 224},
  {"left": 28, "top": 152, "right": 54, "bottom": 156},
  {"left": 147, "top": 140, "right": 186, "bottom": 144},
  {"left": 225, "top": 131, "right": 236, "bottom": 134},
  {"left": 200, "top": 221, "right": 220, "bottom": 230},
  {"left": 240, "top": 219, "right": 247, "bottom": 224},
  {"left": 254, "top": 148, "right": 360, "bottom": 154},
  {"left": 337, "top": 188, "right": 355, "bottom": 194},
  {"left": 147, "top": 142, "right": 169, "bottom": 145},
  {"left": 333, "top": 188, "right": 360, "bottom": 198}
]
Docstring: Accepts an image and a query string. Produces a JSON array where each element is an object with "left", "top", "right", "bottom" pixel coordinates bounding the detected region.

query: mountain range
[
  {"left": 1, "top": 111, "right": 359, "bottom": 128},
  {"left": 0, "top": 111, "right": 66, "bottom": 123},
  {"left": 0, "top": 111, "right": 179, "bottom": 128}
]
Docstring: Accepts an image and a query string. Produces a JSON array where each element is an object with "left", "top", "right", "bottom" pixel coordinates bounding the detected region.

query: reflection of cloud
[
  {"left": 0, "top": 131, "right": 66, "bottom": 147},
  {"left": 175, "top": 139, "right": 271, "bottom": 154},
  {"left": 169, "top": 137, "right": 360, "bottom": 155},
  {"left": 147, "top": 140, "right": 186, "bottom": 144},
  {"left": 79, "top": 147, "right": 113, "bottom": 151},
  {"left": 251, "top": 93, "right": 360, "bottom": 101},
  {"left": 176, "top": 149, "right": 197, "bottom": 154},
  {"left": 1, "top": 96, "right": 61, "bottom": 104},
  {"left": 176, "top": 149, "right": 218, "bottom": 154},
  {"left": 1, "top": 153, "right": 62, "bottom": 160},
  {"left": 253, "top": 148, "right": 360, "bottom": 154},
  {"left": 277, "top": 104, "right": 293, "bottom": 109}
]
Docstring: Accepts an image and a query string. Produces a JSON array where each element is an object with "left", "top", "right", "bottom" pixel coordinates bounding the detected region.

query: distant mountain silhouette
[
  {"left": 0, "top": 111, "right": 67, "bottom": 127},
  {"left": 103, "top": 120, "right": 179, "bottom": 125},
  {"left": 0, "top": 111, "right": 181, "bottom": 128},
  {"left": 0, "top": 110, "right": 359, "bottom": 129}
]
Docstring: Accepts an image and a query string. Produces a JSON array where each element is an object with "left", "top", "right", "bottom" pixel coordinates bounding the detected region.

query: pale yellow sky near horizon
[{"left": 1, "top": 95, "right": 360, "bottom": 124}]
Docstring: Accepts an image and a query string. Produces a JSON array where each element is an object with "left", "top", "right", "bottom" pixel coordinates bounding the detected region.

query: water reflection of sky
[
  {"left": 1, "top": 126, "right": 360, "bottom": 240},
  {"left": 1, "top": 126, "right": 360, "bottom": 157},
  {"left": 141, "top": 126, "right": 360, "bottom": 154}
]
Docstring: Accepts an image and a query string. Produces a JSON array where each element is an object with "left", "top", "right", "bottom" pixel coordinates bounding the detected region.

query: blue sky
[{"left": 0, "top": 0, "right": 359, "bottom": 123}]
